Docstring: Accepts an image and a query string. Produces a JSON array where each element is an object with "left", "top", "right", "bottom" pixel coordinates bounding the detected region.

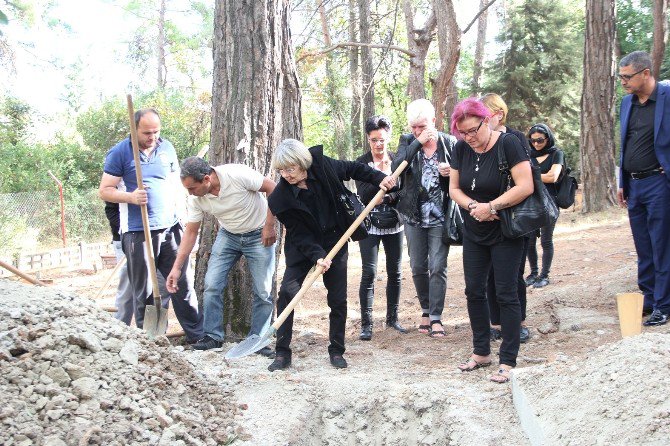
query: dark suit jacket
[{"left": 620, "top": 81, "right": 670, "bottom": 195}]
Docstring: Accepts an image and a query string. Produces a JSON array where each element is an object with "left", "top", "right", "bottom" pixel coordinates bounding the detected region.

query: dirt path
[{"left": 26, "top": 207, "right": 652, "bottom": 444}]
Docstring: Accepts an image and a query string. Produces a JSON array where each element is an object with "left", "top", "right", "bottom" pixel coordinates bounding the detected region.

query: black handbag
[
  {"left": 497, "top": 135, "right": 559, "bottom": 239},
  {"left": 369, "top": 204, "right": 400, "bottom": 229},
  {"left": 336, "top": 188, "right": 371, "bottom": 241},
  {"left": 442, "top": 198, "right": 464, "bottom": 245},
  {"left": 555, "top": 166, "right": 578, "bottom": 209}
]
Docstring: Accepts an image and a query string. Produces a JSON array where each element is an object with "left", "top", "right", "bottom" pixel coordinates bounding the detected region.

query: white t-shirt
[{"left": 187, "top": 164, "right": 268, "bottom": 234}]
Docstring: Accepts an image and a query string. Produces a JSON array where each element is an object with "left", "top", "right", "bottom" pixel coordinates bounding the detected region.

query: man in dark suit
[{"left": 618, "top": 51, "right": 670, "bottom": 326}]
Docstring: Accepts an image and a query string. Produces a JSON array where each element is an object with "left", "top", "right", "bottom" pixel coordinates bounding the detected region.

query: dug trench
[{"left": 2, "top": 208, "right": 669, "bottom": 445}]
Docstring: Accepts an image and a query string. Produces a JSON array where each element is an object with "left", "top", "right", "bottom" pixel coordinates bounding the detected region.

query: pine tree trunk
[
  {"left": 359, "top": 0, "right": 375, "bottom": 124},
  {"left": 652, "top": 0, "right": 668, "bottom": 78},
  {"left": 197, "top": 0, "right": 302, "bottom": 339},
  {"left": 580, "top": 0, "right": 617, "bottom": 212},
  {"left": 157, "top": 0, "right": 167, "bottom": 89},
  {"left": 432, "top": 0, "right": 460, "bottom": 131},
  {"left": 349, "top": 0, "right": 362, "bottom": 153},
  {"left": 403, "top": 0, "right": 436, "bottom": 101},
  {"left": 471, "top": 0, "right": 489, "bottom": 95}
]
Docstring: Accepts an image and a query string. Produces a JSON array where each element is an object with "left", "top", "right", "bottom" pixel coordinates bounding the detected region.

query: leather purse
[
  {"left": 497, "top": 135, "right": 559, "bottom": 239},
  {"left": 369, "top": 204, "right": 400, "bottom": 229},
  {"left": 442, "top": 198, "right": 463, "bottom": 245},
  {"left": 337, "top": 188, "right": 371, "bottom": 241}
]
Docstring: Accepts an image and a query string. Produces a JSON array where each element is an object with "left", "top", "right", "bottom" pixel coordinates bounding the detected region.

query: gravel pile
[
  {"left": 0, "top": 280, "right": 240, "bottom": 446},
  {"left": 514, "top": 332, "right": 670, "bottom": 445}
]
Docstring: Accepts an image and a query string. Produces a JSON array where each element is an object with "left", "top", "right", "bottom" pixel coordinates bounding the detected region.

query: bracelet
[
  {"left": 467, "top": 200, "right": 478, "bottom": 210},
  {"left": 489, "top": 202, "right": 497, "bottom": 215}
]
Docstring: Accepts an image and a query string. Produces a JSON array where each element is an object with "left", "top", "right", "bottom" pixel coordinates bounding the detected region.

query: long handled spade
[
  {"left": 225, "top": 160, "right": 409, "bottom": 359},
  {"left": 93, "top": 256, "right": 127, "bottom": 300},
  {"left": 126, "top": 95, "right": 168, "bottom": 338},
  {"left": 0, "top": 260, "right": 48, "bottom": 286}
]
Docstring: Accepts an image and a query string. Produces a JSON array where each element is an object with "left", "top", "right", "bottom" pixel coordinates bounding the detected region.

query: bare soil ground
[{"left": 6, "top": 206, "right": 669, "bottom": 445}]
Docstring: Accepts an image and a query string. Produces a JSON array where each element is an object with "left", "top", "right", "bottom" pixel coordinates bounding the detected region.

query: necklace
[{"left": 471, "top": 131, "right": 494, "bottom": 191}]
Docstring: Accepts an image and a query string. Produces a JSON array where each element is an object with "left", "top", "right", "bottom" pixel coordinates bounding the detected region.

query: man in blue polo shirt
[{"left": 99, "top": 108, "right": 204, "bottom": 341}]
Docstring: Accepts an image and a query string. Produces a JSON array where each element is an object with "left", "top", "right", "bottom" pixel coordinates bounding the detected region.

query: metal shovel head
[
  {"left": 144, "top": 304, "right": 169, "bottom": 338},
  {"left": 225, "top": 328, "right": 275, "bottom": 359}
]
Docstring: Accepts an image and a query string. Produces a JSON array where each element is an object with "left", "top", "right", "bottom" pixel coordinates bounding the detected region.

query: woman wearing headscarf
[
  {"left": 355, "top": 115, "right": 406, "bottom": 340},
  {"left": 525, "top": 123, "right": 564, "bottom": 289},
  {"left": 449, "top": 97, "right": 533, "bottom": 383},
  {"left": 267, "top": 139, "right": 395, "bottom": 371}
]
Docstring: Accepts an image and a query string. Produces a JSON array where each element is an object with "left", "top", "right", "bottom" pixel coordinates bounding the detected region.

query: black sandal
[
  {"left": 418, "top": 313, "right": 430, "bottom": 333},
  {"left": 429, "top": 320, "right": 446, "bottom": 338}
]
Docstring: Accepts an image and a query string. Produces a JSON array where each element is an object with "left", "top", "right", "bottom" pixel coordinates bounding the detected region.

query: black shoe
[
  {"left": 533, "top": 276, "right": 550, "bottom": 288},
  {"left": 268, "top": 355, "right": 291, "bottom": 371},
  {"left": 192, "top": 335, "right": 223, "bottom": 351},
  {"left": 329, "top": 354, "right": 348, "bottom": 369},
  {"left": 359, "top": 326, "right": 372, "bottom": 341},
  {"left": 525, "top": 274, "right": 538, "bottom": 287},
  {"left": 643, "top": 309, "right": 669, "bottom": 326},
  {"left": 520, "top": 326, "right": 531, "bottom": 343},
  {"left": 255, "top": 346, "right": 276, "bottom": 358},
  {"left": 386, "top": 320, "right": 408, "bottom": 334},
  {"left": 490, "top": 327, "right": 502, "bottom": 341},
  {"left": 643, "top": 307, "right": 653, "bottom": 317}
]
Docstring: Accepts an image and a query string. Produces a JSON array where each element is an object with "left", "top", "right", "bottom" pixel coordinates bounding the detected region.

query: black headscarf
[{"left": 527, "top": 123, "right": 558, "bottom": 158}]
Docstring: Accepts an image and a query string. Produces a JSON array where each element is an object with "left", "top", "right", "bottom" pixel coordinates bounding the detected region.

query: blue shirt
[{"left": 103, "top": 137, "right": 180, "bottom": 232}]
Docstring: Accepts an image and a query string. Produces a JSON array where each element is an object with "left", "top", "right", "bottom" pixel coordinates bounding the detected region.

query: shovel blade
[
  {"left": 225, "top": 328, "right": 275, "bottom": 359},
  {"left": 144, "top": 305, "right": 169, "bottom": 338}
]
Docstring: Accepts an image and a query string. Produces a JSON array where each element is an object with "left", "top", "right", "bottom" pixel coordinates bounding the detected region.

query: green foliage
[
  {"left": 76, "top": 98, "right": 128, "bottom": 154},
  {"left": 484, "top": 0, "right": 584, "bottom": 168},
  {"left": 0, "top": 96, "right": 32, "bottom": 145}
]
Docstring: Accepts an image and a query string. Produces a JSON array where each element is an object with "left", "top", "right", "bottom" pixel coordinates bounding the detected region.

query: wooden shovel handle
[
  {"left": 0, "top": 260, "right": 48, "bottom": 286},
  {"left": 272, "top": 160, "right": 409, "bottom": 330},
  {"left": 93, "top": 256, "right": 127, "bottom": 300},
  {"left": 126, "top": 95, "right": 161, "bottom": 306}
]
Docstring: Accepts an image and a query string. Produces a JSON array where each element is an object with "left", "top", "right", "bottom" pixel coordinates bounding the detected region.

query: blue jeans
[
  {"left": 203, "top": 227, "right": 275, "bottom": 341},
  {"left": 404, "top": 224, "right": 449, "bottom": 320}
]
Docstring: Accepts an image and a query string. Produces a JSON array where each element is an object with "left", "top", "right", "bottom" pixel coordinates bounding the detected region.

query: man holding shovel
[
  {"left": 99, "top": 108, "right": 204, "bottom": 342},
  {"left": 165, "top": 156, "right": 277, "bottom": 357}
]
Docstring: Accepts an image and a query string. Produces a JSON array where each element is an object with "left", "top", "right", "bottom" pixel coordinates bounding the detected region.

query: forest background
[{"left": 0, "top": 0, "right": 664, "bottom": 260}]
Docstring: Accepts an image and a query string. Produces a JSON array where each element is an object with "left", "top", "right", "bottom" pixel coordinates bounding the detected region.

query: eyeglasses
[
  {"left": 530, "top": 137, "right": 547, "bottom": 144},
  {"left": 459, "top": 120, "right": 483, "bottom": 138},
  {"left": 368, "top": 138, "right": 386, "bottom": 145},
  {"left": 279, "top": 167, "right": 298, "bottom": 174},
  {"left": 617, "top": 68, "right": 647, "bottom": 81}
]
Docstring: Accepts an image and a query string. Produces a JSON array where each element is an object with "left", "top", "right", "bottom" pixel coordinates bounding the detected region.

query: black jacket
[
  {"left": 268, "top": 145, "right": 387, "bottom": 266},
  {"left": 354, "top": 151, "right": 401, "bottom": 207},
  {"left": 391, "top": 132, "right": 457, "bottom": 219}
]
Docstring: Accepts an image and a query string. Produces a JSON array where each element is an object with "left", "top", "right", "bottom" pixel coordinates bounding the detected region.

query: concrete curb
[{"left": 511, "top": 369, "right": 545, "bottom": 446}]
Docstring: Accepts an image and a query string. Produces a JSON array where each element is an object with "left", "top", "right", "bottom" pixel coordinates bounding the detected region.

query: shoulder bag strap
[{"left": 496, "top": 133, "right": 511, "bottom": 195}]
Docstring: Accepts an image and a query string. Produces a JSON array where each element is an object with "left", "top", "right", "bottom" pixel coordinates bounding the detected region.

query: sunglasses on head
[{"left": 530, "top": 137, "right": 546, "bottom": 144}]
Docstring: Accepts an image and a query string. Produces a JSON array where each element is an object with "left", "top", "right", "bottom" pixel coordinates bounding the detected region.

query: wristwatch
[{"left": 489, "top": 202, "right": 497, "bottom": 215}]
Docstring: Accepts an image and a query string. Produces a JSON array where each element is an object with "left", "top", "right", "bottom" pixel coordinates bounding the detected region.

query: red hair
[{"left": 450, "top": 98, "right": 492, "bottom": 139}]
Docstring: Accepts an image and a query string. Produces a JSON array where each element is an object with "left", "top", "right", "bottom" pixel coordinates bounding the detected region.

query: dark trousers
[
  {"left": 358, "top": 231, "right": 403, "bottom": 312},
  {"left": 488, "top": 236, "right": 529, "bottom": 324},
  {"left": 627, "top": 174, "right": 670, "bottom": 312},
  {"left": 275, "top": 247, "right": 348, "bottom": 358},
  {"left": 122, "top": 224, "right": 204, "bottom": 342},
  {"left": 463, "top": 236, "right": 523, "bottom": 367},
  {"left": 527, "top": 217, "right": 557, "bottom": 277}
]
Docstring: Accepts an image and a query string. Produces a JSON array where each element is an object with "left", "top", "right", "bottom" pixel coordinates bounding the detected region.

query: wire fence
[{"left": 0, "top": 189, "right": 110, "bottom": 261}]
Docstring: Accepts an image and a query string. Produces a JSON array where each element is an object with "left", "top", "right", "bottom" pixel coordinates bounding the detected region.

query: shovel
[
  {"left": 0, "top": 260, "right": 48, "bottom": 286},
  {"left": 225, "top": 160, "right": 409, "bottom": 359},
  {"left": 93, "top": 256, "right": 127, "bottom": 300},
  {"left": 126, "top": 95, "right": 168, "bottom": 338}
]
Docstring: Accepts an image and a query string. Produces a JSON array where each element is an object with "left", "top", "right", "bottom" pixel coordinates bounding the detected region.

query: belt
[{"left": 629, "top": 168, "right": 664, "bottom": 180}]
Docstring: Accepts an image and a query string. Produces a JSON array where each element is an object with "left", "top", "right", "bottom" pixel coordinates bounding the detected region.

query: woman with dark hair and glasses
[
  {"left": 449, "top": 97, "right": 533, "bottom": 383},
  {"left": 355, "top": 115, "right": 406, "bottom": 340},
  {"left": 525, "top": 123, "right": 564, "bottom": 289}
]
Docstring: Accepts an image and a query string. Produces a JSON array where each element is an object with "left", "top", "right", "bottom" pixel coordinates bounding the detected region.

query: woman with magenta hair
[{"left": 448, "top": 97, "right": 533, "bottom": 383}]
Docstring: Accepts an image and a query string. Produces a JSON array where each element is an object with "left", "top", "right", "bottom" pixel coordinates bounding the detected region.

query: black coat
[
  {"left": 391, "top": 132, "right": 456, "bottom": 219},
  {"left": 268, "top": 145, "right": 387, "bottom": 267}
]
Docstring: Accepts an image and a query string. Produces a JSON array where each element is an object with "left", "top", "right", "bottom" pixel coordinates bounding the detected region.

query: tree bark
[
  {"left": 432, "top": 0, "right": 460, "bottom": 131},
  {"left": 359, "top": 0, "right": 375, "bottom": 125},
  {"left": 319, "top": 1, "right": 349, "bottom": 160},
  {"left": 403, "top": 0, "right": 436, "bottom": 101},
  {"left": 157, "top": 0, "right": 167, "bottom": 89},
  {"left": 349, "top": 0, "right": 362, "bottom": 153},
  {"left": 199, "top": 0, "right": 302, "bottom": 339},
  {"left": 471, "top": 0, "right": 489, "bottom": 95},
  {"left": 580, "top": 0, "right": 617, "bottom": 212},
  {"left": 652, "top": 0, "right": 669, "bottom": 78}
]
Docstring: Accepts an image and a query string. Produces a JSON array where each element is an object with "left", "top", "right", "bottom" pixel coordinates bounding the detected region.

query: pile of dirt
[
  {"left": 0, "top": 281, "right": 241, "bottom": 446},
  {"left": 513, "top": 332, "right": 670, "bottom": 444}
]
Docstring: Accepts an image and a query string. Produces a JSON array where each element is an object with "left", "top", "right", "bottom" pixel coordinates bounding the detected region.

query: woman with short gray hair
[{"left": 267, "top": 139, "right": 396, "bottom": 371}]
